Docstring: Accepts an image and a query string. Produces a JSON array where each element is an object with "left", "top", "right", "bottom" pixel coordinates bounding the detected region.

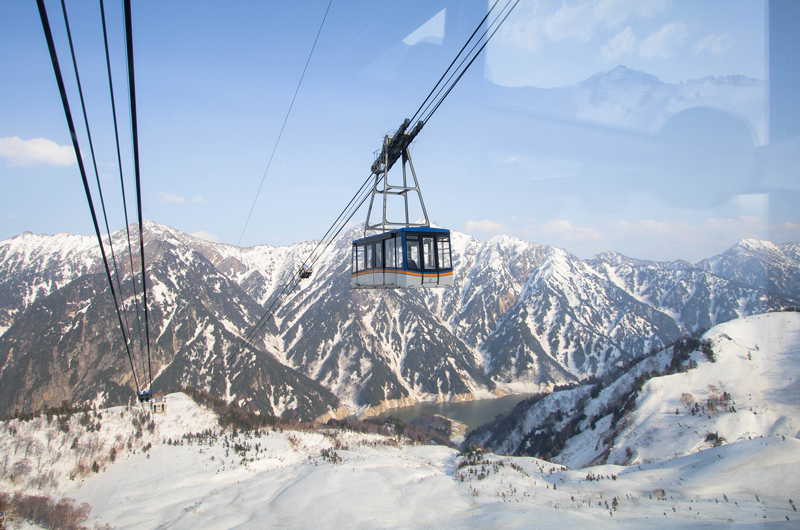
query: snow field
[
  {"left": 68, "top": 429, "right": 800, "bottom": 528},
  {"left": 4, "top": 313, "right": 800, "bottom": 528},
  {"left": 0, "top": 393, "right": 219, "bottom": 501},
  {"left": 607, "top": 313, "right": 800, "bottom": 466},
  {"left": 2, "top": 389, "right": 799, "bottom": 528}
]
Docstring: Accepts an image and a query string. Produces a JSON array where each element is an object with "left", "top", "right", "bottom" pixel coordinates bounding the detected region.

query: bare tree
[
  {"left": 10, "top": 459, "right": 31, "bottom": 484},
  {"left": 44, "top": 428, "right": 56, "bottom": 456}
]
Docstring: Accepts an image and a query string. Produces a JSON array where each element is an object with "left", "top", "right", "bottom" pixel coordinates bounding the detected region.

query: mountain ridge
[{"left": 0, "top": 221, "right": 797, "bottom": 421}]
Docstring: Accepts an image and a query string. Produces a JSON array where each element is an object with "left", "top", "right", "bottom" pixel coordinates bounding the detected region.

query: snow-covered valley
[
  {"left": 2, "top": 312, "right": 799, "bottom": 528},
  {"left": 62, "top": 422, "right": 800, "bottom": 528}
]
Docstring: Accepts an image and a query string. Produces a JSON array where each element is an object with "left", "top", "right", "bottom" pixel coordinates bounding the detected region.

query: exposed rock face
[{"left": 0, "top": 221, "right": 796, "bottom": 420}]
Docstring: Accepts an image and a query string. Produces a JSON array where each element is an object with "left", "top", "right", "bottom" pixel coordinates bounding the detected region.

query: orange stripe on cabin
[{"left": 351, "top": 269, "right": 453, "bottom": 279}]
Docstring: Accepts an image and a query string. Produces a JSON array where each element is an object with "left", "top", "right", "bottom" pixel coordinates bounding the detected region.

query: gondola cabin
[
  {"left": 150, "top": 396, "right": 167, "bottom": 415},
  {"left": 351, "top": 227, "right": 453, "bottom": 288}
]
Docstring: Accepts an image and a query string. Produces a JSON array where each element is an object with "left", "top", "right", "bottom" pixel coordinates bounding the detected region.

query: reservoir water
[{"left": 374, "top": 393, "right": 539, "bottom": 431}]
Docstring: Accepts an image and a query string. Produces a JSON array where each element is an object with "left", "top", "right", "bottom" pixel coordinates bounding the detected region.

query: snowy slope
[
  {"left": 2, "top": 392, "right": 798, "bottom": 528},
  {"left": 603, "top": 312, "right": 800, "bottom": 467},
  {"left": 466, "top": 312, "right": 800, "bottom": 474},
  {"left": 0, "top": 231, "right": 100, "bottom": 334},
  {"left": 697, "top": 239, "right": 800, "bottom": 300}
]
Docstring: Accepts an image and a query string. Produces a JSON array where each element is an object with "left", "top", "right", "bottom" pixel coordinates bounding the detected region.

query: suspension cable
[
  {"left": 60, "top": 0, "right": 139, "bottom": 374},
  {"left": 408, "top": 0, "right": 500, "bottom": 125},
  {"left": 99, "top": 0, "right": 147, "bottom": 380},
  {"left": 123, "top": 0, "right": 153, "bottom": 391},
  {"left": 415, "top": 0, "right": 515, "bottom": 124},
  {"left": 36, "top": 0, "right": 141, "bottom": 393},
  {"left": 246, "top": 175, "right": 372, "bottom": 343},
  {"left": 211, "top": 2, "right": 521, "bottom": 394},
  {"left": 237, "top": 0, "right": 334, "bottom": 247},
  {"left": 210, "top": 172, "right": 373, "bottom": 391},
  {"left": 420, "top": 0, "right": 520, "bottom": 124}
]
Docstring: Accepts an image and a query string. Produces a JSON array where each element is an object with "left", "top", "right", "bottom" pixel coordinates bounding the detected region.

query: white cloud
[
  {"left": 501, "top": 155, "right": 519, "bottom": 164},
  {"left": 541, "top": 219, "right": 604, "bottom": 241},
  {"left": 191, "top": 231, "right": 220, "bottom": 243},
  {"left": 519, "top": 228, "right": 540, "bottom": 239},
  {"left": 639, "top": 21, "right": 687, "bottom": 59},
  {"left": 496, "top": 4, "right": 544, "bottom": 53},
  {"left": 190, "top": 196, "right": 205, "bottom": 203},
  {"left": 544, "top": 3, "right": 595, "bottom": 42},
  {"left": 2, "top": 214, "right": 17, "bottom": 220},
  {"left": 498, "top": 0, "right": 670, "bottom": 52},
  {"left": 159, "top": 192, "right": 186, "bottom": 204},
  {"left": 593, "top": 0, "right": 671, "bottom": 27},
  {"left": 695, "top": 33, "right": 732, "bottom": 55},
  {"left": 772, "top": 222, "right": 800, "bottom": 243},
  {"left": 0, "top": 136, "right": 75, "bottom": 167},
  {"left": 465, "top": 219, "right": 511, "bottom": 236},
  {"left": 601, "top": 26, "right": 637, "bottom": 60},
  {"left": 612, "top": 218, "right": 701, "bottom": 242},
  {"left": 607, "top": 216, "right": 800, "bottom": 261}
]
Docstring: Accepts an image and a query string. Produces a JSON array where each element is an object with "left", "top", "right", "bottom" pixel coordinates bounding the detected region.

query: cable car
[
  {"left": 352, "top": 227, "right": 453, "bottom": 288},
  {"left": 353, "top": 119, "right": 454, "bottom": 289},
  {"left": 150, "top": 396, "right": 167, "bottom": 415}
]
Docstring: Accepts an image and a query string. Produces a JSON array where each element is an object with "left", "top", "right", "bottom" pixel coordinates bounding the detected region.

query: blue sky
[{"left": 1, "top": 0, "right": 797, "bottom": 262}]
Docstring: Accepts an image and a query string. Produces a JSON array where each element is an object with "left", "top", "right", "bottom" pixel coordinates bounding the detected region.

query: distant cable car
[
  {"left": 150, "top": 396, "right": 167, "bottom": 415},
  {"left": 352, "top": 226, "right": 453, "bottom": 288},
  {"left": 298, "top": 266, "right": 313, "bottom": 279},
  {"left": 353, "top": 119, "right": 453, "bottom": 289}
]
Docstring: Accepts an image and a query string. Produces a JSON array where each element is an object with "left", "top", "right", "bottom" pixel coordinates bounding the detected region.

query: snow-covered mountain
[
  {"left": 465, "top": 311, "right": 800, "bottom": 470},
  {"left": 697, "top": 239, "right": 800, "bottom": 299},
  {"left": 0, "top": 222, "right": 796, "bottom": 421}
]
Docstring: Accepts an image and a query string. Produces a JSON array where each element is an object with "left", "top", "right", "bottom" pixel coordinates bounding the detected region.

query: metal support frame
[{"left": 365, "top": 124, "right": 429, "bottom": 236}]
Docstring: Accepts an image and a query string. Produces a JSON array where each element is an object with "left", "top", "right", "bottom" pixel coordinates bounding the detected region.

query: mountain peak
[{"left": 730, "top": 238, "right": 781, "bottom": 254}]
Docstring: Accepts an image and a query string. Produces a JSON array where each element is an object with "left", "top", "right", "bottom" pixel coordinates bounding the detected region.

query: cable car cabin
[
  {"left": 351, "top": 227, "right": 453, "bottom": 289},
  {"left": 150, "top": 396, "right": 167, "bottom": 415}
]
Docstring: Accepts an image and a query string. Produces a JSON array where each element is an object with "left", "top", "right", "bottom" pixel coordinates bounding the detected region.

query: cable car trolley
[
  {"left": 352, "top": 119, "right": 453, "bottom": 289},
  {"left": 347, "top": 0, "right": 524, "bottom": 289}
]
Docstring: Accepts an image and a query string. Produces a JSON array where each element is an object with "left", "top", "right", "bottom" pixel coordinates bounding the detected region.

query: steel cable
[
  {"left": 421, "top": 0, "right": 520, "bottom": 124},
  {"left": 99, "top": 0, "right": 148, "bottom": 381},
  {"left": 61, "top": 0, "right": 143, "bottom": 385},
  {"left": 123, "top": 0, "right": 153, "bottom": 391},
  {"left": 211, "top": 1, "right": 520, "bottom": 396},
  {"left": 238, "top": 0, "right": 335, "bottom": 247},
  {"left": 210, "top": 173, "right": 372, "bottom": 391},
  {"left": 408, "top": 0, "right": 500, "bottom": 126},
  {"left": 36, "top": 0, "right": 141, "bottom": 393}
]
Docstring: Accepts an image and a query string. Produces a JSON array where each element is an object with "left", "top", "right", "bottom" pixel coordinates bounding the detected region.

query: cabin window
[
  {"left": 357, "top": 245, "right": 366, "bottom": 271},
  {"left": 406, "top": 237, "right": 420, "bottom": 270},
  {"left": 385, "top": 237, "right": 395, "bottom": 268},
  {"left": 396, "top": 237, "right": 404, "bottom": 269},
  {"left": 352, "top": 246, "right": 356, "bottom": 272},
  {"left": 376, "top": 241, "right": 383, "bottom": 268},
  {"left": 437, "top": 237, "right": 451, "bottom": 269},
  {"left": 423, "top": 237, "right": 435, "bottom": 269},
  {"left": 367, "top": 244, "right": 374, "bottom": 269}
]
